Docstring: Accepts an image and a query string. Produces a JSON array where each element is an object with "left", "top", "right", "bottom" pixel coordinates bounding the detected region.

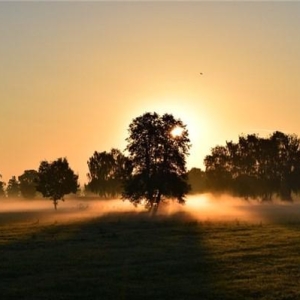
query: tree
[
  {"left": 122, "top": 112, "right": 191, "bottom": 215},
  {"left": 269, "top": 131, "right": 300, "bottom": 201},
  {"left": 18, "top": 170, "right": 38, "bottom": 199},
  {"left": 187, "top": 168, "right": 207, "bottom": 194},
  {"left": 86, "top": 148, "right": 130, "bottom": 198},
  {"left": 204, "top": 145, "right": 233, "bottom": 193},
  {"left": 36, "top": 158, "right": 79, "bottom": 210},
  {"left": 0, "top": 174, "right": 6, "bottom": 198},
  {"left": 6, "top": 176, "right": 20, "bottom": 198},
  {"left": 204, "top": 131, "right": 300, "bottom": 202}
]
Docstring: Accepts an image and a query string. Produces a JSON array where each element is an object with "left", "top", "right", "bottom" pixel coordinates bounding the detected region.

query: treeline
[
  {"left": 0, "top": 159, "right": 79, "bottom": 210},
  {"left": 0, "top": 171, "right": 39, "bottom": 199},
  {"left": 188, "top": 131, "right": 300, "bottom": 202},
  {"left": 2, "top": 130, "right": 300, "bottom": 207},
  {"left": 0, "top": 112, "right": 191, "bottom": 214},
  {"left": 0, "top": 149, "right": 130, "bottom": 206}
]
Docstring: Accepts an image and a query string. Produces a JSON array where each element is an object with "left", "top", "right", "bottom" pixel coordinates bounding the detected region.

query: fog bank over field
[
  {"left": 1, "top": 194, "right": 300, "bottom": 226},
  {"left": 0, "top": 198, "right": 144, "bottom": 225},
  {"left": 184, "top": 194, "right": 300, "bottom": 224}
]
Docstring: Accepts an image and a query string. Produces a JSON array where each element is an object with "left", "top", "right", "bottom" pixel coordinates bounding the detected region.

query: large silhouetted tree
[
  {"left": 122, "top": 112, "right": 191, "bottom": 215},
  {"left": 18, "top": 170, "right": 38, "bottom": 199},
  {"left": 86, "top": 148, "right": 130, "bottom": 198},
  {"left": 6, "top": 176, "right": 20, "bottom": 198},
  {"left": 36, "top": 158, "right": 79, "bottom": 209}
]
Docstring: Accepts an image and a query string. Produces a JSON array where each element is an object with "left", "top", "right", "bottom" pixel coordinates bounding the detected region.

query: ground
[{"left": 1, "top": 197, "right": 300, "bottom": 299}]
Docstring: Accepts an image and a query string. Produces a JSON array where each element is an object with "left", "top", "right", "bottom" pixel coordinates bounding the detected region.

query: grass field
[{"left": 1, "top": 196, "right": 300, "bottom": 300}]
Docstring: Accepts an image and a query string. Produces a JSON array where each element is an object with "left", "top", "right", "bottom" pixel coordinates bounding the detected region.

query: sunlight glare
[{"left": 171, "top": 126, "right": 184, "bottom": 138}]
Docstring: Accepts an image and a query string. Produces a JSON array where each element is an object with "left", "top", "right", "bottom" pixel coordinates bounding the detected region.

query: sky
[{"left": 1, "top": 1, "right": 300, "bottom": 185}]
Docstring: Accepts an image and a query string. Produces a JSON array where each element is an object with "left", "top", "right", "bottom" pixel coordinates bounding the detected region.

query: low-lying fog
[{"left": 1, "top": 194, "right": 300, "bottom": 226}]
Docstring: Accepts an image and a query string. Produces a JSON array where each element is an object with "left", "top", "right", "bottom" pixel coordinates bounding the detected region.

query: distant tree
[
  {"left": 0, "top": 174, "right": 6, "bottom": 198},
  {"left": 6, "top": 176, "right": 20, "bottom": 198},
  {"left": 204, "top": 131, "right": 300, "bottom": 201},
  {"left": 122, "top": 112, "right": 191, "bottom": 215},
  {"left": 36, "top": 158, "right": 79, "bottom": 210},
  {"left": 86, "top": 148, "right": 130, "bottom": 198},
  {"left": 187, "top": 168, "right": 207, "bottom": 194},
  {"left": 18, "top": 170, "right": 38, "bottom": 199},
  {"left": 204, "top": 145, "right": 232, "bottom": 193},
  {"left": 269, "top": 131, "right": 300, "bottom": 201}
]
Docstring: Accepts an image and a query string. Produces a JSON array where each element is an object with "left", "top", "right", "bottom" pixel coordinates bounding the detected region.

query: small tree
[
  {"left": 36, "top": 158, "right": 79, "bottom": 210},
  {"left": 86, "top": 149, "right": 130, "bottom": 198},
  {"left": 0, "top": 174, "right": 6, "bottom": 198},
  {"left": 187, "top": 168, "right": 207, "bottom": 194},
  {"left": 122, "top": 112, "right": 191, "bottom": 215},
  {"left": 18, "top": 170, "right": 38, "bottom": 199},
  {"left": 6, "top": 176, "right": 20, "bottom": 198}
]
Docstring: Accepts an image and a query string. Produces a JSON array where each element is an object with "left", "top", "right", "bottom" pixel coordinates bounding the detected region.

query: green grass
[{"left": 1, "top": 209, "right": 300, "bottom": 299}]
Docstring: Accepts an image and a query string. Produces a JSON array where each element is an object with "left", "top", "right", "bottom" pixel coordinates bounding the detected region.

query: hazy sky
[{"left": 1, "top": 1, "right": 300, "bottom": 184}]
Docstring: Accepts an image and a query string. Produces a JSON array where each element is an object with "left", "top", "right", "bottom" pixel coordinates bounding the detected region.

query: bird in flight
[{"left": 200, "top": 72, "right": 203, "bottom": 75}]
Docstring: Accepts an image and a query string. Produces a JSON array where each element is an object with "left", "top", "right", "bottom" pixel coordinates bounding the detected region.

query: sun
[{"left": 171, "top": 126, "right": 184, "bottom": 138}]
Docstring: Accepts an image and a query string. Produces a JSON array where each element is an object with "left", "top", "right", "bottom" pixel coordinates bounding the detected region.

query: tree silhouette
[
  {"left": 36, "top": 158, "right": 79, "bottom": 209},
  {"left": 204, "top": 145, "right": 233, "bottom": 193},
  {"left": 187, "top": 168, "right": 207, "bottom": 194},
  {"left": 0, "top": 174, "right": 6, "bottom": 198},
  {"left": 18, "top": 170, "right": 38, "bottom": 199},
  {"left": 204, "top": 131, "right": 300, "bottom": 201},
  {"left": 269, "top": 131, "right": 300, "bottom": 201},
  {"left": 86, "top": 148, "right": 130, "bottom": 198},
  {"left": 6, "top": 176, "right": 20, "bottom": 198},
  {"left": 122, "top": 112, "right": 190, "bottom": 215}
]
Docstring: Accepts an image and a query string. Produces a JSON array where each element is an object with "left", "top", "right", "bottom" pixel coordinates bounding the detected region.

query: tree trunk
[
  {"left": 53, "top": 199, "right": 58, "bottom": 210},
  {"left": 150, "top": 192, "right": 161, "bottom": 217},
  {"left": 261, "top": 193, "right": 272, "bottom": 203},
  {"left": 280, "top": 181, "right": 292, "bottom": 202}
]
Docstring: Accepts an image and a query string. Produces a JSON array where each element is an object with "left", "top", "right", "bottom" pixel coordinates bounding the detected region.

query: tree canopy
[
  {"left": 36, "top": 158, "right": 79, "bottom": 209},
  {"left": 0, "top": 174, "right": 6, "bottom": 198},
  {"left": 204, "top": 131, "right": 300, "bottom": 201},
  {"left": 122, "top": 112, "right": 191, "bottom": 214},
  {"left": 187, "top": 168, "right": 207, "bottom": 194},
  {"left": 18, "top": 170, "right": 38, "bottom": 199},
  {"left": 6, "top": 176, "right": 20, "bottom": 198},
  {"left": 86, "top": 148, "right": 130, "bottom": 198}
]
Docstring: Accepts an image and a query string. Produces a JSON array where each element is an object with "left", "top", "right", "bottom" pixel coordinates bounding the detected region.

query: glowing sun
[{"left": 171, "top": 126, "right": 184, "bottom": 138}]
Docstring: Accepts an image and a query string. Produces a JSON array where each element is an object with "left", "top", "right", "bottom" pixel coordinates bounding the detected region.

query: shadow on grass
[
  {"left": 3, "top": 209, "right": 300, "bottom": 300},
  {"left": 0, "top": 210, "right": 230, "bottom": 300},
  {"left": 236, "top": 202, "right": 300, "bottom": 228}
]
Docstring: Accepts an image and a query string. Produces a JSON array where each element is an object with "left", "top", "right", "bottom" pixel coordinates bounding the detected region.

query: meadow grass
[{"left": 1, "top": 202, "right": 300, "bottom": 299}]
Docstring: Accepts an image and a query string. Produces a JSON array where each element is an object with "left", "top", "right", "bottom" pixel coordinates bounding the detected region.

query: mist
[
  {"left": 2, "top": 194, "right": 300, "bottom": 227},
  {"left": 0, "top": 197, "right": 144, "bottom": 226},
  {"left": 182, "top": 194, "right": 300, "bottom": 224}
]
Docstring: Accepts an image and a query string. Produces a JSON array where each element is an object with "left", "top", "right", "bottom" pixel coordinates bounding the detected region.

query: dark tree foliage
[
  {"left": 187, "top": 168, "right": 208, "bottom": 194},
  {"left": 270, "top": 131, "right": 300, "bottom": 200},
  {"left": 122, "top": 112, "right": 191, "bottom": 215},
  {"left": 18, "top": 170, "right": 38, "bottom": 199},
  {"left": 36, "top": 158, "right": 79, "bottom": 210},
  {"left": 86, "top": 148, "right": 130, "bottom": 198},
  {"left": 6, "top": 176, "right": 20, "bottom": 198},
  {"left": 204, "top": 131, "right": 300, "bottom": 202},
  {"left": 204, "top": 145, "right": 233, "bottom": 193},
  {"left": 0, "top": 174, "right": 6, "bottom": 198}
]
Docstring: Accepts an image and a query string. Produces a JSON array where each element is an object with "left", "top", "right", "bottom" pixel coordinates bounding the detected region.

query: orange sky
[{"left": 1, "top": 2, "right": 300, "bottom": 185}]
